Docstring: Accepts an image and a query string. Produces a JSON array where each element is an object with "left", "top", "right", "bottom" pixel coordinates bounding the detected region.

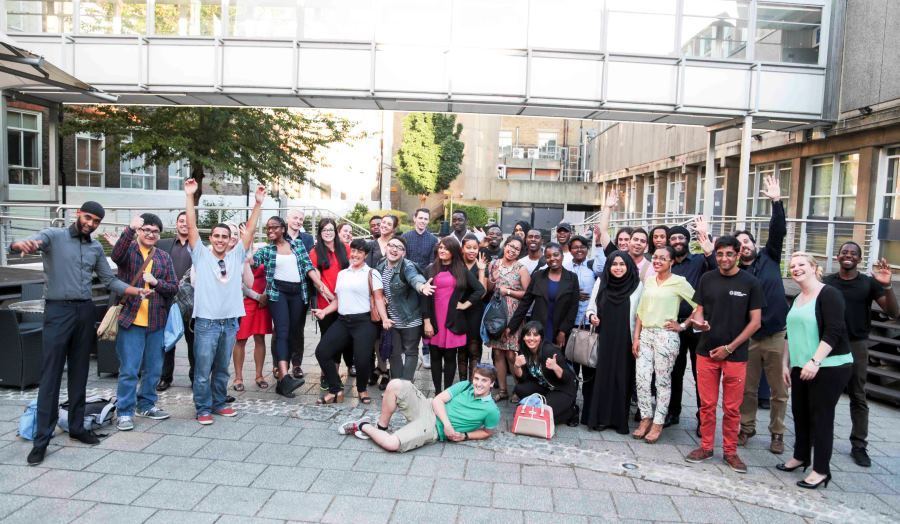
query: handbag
[
  {"left": 511, "top": 393, "right": 555, "bottom": 439},
  {"left": 368, "top": 269, "right": 381, "bottom": 322},
  {"left": 97, "top": 247, "right": 155, "bottom": 341},
  {"left": 481, "top": 291, "right": 508, "bottom": 340},
  {"left": 565, "top": 326, "right": 599, "bottom": 367}
]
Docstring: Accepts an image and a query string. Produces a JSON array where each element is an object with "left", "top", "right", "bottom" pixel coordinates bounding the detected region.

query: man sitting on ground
[{"left": 338, "top": 366, "right": 500, "bottom": 452}]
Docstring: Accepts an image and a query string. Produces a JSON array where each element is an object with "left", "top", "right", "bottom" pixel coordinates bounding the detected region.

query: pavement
[{"left": 0, "top": 323, "right": 898, "bottom": 524}]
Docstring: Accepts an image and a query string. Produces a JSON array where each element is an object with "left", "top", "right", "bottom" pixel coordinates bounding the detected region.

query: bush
[
  {"left": 450, "top": 204, "right": 493, "bottom": 229},
  {"left": 345, "top": 202, "right": 370, "bottom": 225}
]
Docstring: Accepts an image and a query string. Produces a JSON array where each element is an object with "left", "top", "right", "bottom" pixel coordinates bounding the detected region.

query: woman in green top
[
  {"left": 632, "top": 246, "right": 697, "bottom": 444},
  {"left": 778, "top": 253, "right": 852, "bottom": 489}
]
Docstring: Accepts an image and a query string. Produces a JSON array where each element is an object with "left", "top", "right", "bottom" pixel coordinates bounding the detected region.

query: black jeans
[
  {"left": 429, "top": 346, "right": 459, "bottom": 394},
  {"left": 315, "top": 314, "right": 377, "bottom": 393},
  {"left": 318, "top": 311, "right": 353, "bottom": 368},
  {"left": 847, "top": 339, "right": 869, "bottom": 449},
  {"left": 161, "top": 318, "right": 194, "bottom": 383},
  {"left": 390, "top": 325, "right": 423, "bottom": 381},
  {"left": 269, "top": 281, "right": 305, "bottom": 364},
  {"left": 669, "top": 329, "right": 700, "bottom": 420},
  {"left": 289, "top": 296, "right": 309, "bottom": 368},
  {"left": 791, "top": 365, "right": 852, "bottom": 476},
  {"left": 34, "top": 300, "right": 95, "bottom": 447},
  {"left": 514, "top": 380, "right": 576, "bottom": 423}
]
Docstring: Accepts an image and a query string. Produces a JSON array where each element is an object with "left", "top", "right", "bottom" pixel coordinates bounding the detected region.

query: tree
[
  {"left": 393, "top": 113, "right": 464, "bottom": 201},
  {"left": 63, "top": 106, "right": 353, "bottom": 203}
]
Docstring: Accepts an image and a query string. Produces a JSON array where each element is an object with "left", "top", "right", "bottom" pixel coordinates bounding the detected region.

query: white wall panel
[
  {"left": 148, "top": 44, "right": 215, "bottom": 86},
  {"left": 222, "top": 45, "right": 293, "bottom": 88},
  {"left": 375, "top": 48, "right": 446, "bottom": 93},
  {"left": 298, "top": 48, "right": 370, "bottom": 91},
  {"left": 528, "top": 0, "right": 603, "bottom": 51},
  {"left": 606, "top": 61, "right": 676, "bottom": 104},
  {"left": 758, "top": 71, "right": 825, "bottom": 114},
  {"left": 682, "top": 66, "right": 749, "bottom": 109},
  {"left": 530, "top": 57, "right": 602, "bottom": 100},
  {"left": 450, "top": 51, "right": 525, "bottom": 96},
  {"left": 74, "top": 43, "right": 140, "bottom": 84}
]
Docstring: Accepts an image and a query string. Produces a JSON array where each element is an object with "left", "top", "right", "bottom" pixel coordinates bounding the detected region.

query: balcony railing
[{"left": 499, "top": 145, "right": 562, "bottom": 161}]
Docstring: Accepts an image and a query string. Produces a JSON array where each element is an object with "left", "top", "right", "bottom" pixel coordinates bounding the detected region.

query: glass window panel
[
  {"left": 452, "top": 0, "right": 527, "bottom": 49},
  {"left": 375, "top": 0, "right": 450, "bottom": 46},
  {"left": 809, "top": 196, "right": 829, "bottom": 216},
  {"left": 89, "top": 140, "right": 102, "bottom": 170},
  {"left": 6, "top": 0, "right": 73, "bottom": 33},
  {"left": 230, "top": 0, "right": 297, "bottom": 38},
  {"left": 155, "top": 0, "right": 221, "bottom": 36},
  {"left": 607, "top": 12, "right": 676, "bottom": 55},
  {"left": 810, "top": 158, "right": 832, "bottom": 195},
  {"left": 76, "top": 138, "right": 89, "bottom": 170},
  {"left": 838, "top": 153, "right": 858, "bottom": 195},
  {"left": 21, "top": 113, "right": 38, "bottom": 130},
  {"left": 838, "top": 197, "right": 855, "bottom": 218},
  {"left": 79, "top": 0, "right": 147, "bottom": 35},
  {"left": 23, "top": 132, "right": 38, "bottom": 168},
  {"left": 528, "top": 0, "right": 603, "bottom": 51},
  {"left": 755, "top": 4, "right": 822, "bottom": 64},
  {"left": 607, "top": 0, "right": 675, "bottom": 15},
  {"left": 8, "top": 132, "right": 22, "bottom": 166},
  {"left": 7, "top": 111, "right": 22, "bottom": 128},
  {"left": 300, "top": 0, "right": 374, "bottom": 41}
]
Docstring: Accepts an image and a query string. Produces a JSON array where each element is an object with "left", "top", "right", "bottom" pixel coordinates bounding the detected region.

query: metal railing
[{"left": 499, "top": 144, "right": 563, "bottom": 161}]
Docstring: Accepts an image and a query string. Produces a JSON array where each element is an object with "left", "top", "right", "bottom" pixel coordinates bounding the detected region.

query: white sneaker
[
  {"left": 421, "top": 352, "right": 431, "bottom": 369},
  {"left": 338, "top": 417, "right": 371, "bottom": 440},
  {"left": 117, "top": 416, "right": 134, "bottom": 431}
]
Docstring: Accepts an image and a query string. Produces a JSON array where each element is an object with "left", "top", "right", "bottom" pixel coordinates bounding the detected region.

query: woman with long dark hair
[
  {"left": 487, "top": 236, "right": 530, "bottom": 400},
  {"left": 582, "top": 251, "right": 643, "bottom": 434},
  {"left": 310, "top": 218, "right": 352, "bottom": 381},
  {"left": 423, "top": 237, "right": 485, "bottom": 393},
  {"left": 511, "top": 321, "right": 578, "bottom": 424},
  {"left": 460, "top": 234, "right": 489, "bottom": 381}
]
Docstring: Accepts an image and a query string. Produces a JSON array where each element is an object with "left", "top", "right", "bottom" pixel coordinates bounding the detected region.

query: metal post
[
  {"left": 702, "top": 129, "right": 716, "bottom": 220},
  {"left": 735, "top": 115, "right": 753, "bottom": 230},
  {"left": 1, "top": 91, "right": 8, "bottom": 266}
]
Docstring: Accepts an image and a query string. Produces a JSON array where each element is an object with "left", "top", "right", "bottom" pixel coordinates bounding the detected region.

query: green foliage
[
  {"left": 63, "top": 106, "right": 353, "bottom": 202},
  {"left": 345, "top": 202, "right": 370, "bottom": 225},
  {"left": 197, "top": 198, "right": 237, "bottom": 231},
  {"left": 362, "top": 210, "right": 410, "bottom": 226},
  {"left": 394, "top": 113, "right": 464, "bottom": 197},
  {"left": 451, "top": 204, "right": 492, "bottom": 229}
]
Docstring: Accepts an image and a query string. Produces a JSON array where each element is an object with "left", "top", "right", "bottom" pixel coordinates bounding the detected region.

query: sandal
[
  {"left": 232, "top": 382, "right": 245, "bottom": 392},
  {"left": 358, "top": 393, "right": 372, "bottom": 405},
  {"left": 255, "top": 378, "right": 269, "bottom": 390},
  {"left": 493, "top": 391, "right": 509, "bottom": 402},
  {"left": 316, "top": 391, "right": 344, "bottom": 405}
]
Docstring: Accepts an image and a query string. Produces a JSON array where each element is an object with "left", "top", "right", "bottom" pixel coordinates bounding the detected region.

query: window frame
[
  {"left": 6, "top": 108, "right": 43, "bottom": 186},
  {"left": 75, "top": 132, "right": 106, "bottom": 188}
]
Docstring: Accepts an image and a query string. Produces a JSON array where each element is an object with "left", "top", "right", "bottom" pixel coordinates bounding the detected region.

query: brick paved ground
[{"left": 0, "top": 323, "right": 898, "bottom": 523}]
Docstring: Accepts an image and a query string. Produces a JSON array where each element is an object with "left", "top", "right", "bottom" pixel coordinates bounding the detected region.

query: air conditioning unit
[
  {"left": 497, "top": 164, "right": 507, "bottom": 179},
  {"left": 527, "top": 148, "right": 539, "bottom": 159},
  {"left": 512, "top": 147, "right": 525, "bottom": 159}
]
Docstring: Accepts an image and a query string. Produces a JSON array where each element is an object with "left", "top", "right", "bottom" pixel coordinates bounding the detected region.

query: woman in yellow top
[{"left": 632, "top": 245, "right": 697, "bottom": 444}]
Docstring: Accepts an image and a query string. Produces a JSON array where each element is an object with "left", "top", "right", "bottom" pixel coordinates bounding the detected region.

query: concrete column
[
  {"left": 48, "top": 104, "right": 60, "bottom": 202},
  {"left": 1, "top": 91, "right": 8, "bottom": 266},
  {"left": 735, "top": 115, "right": 753, "bottom": 229},
  {"left": 855, "top": 147, "right": 878, "bottom": 258},
  {"left": 702, "top": 130, "right": 716, "bottom": 219}
]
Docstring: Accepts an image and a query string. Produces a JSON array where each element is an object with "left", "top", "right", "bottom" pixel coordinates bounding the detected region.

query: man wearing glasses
[
  {"left": 184, "top": 179, "right": 267, "bottom": 425},
  {"left": 110, "top": 213, "right": 179, "bottom": 431},
  {"left": 337, "top": 365, "right": 500, "bottom": 452}
]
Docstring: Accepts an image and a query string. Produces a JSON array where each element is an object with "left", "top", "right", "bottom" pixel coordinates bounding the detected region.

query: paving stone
[
  {"left": 430, "top": 478, "right": 492, "bottom": 507},
  {"left": 441, "top": 443, "right": 494, "bottom": 460},
  {"left": 0, "top": 464, "right": 47, "bottom": 492},
  {"left": 70, "top": 502, "right": 156, "bottom": 524},
  {"left": 300, "top": 448, "right": 360, "bottom": 470},
  {"left": 192, "top": 438, "right": 260, "bottom": 461},
  {"left": 193, "top": 459, "right": 266, "bottom": 487},
  {"left": 354, "top": 451, "right": 413, "bottom": 474},
  {"left": 309, "top": 469, "right": 377, "bottom": 496},
  {"left": 321, "top": 495, "right": 395, "bottom": 524},
  {"left": 132, "top": 479, "right": 216, "bottom": 510},
  {"left": 2, "top": 497, "right": 95, "bottom": 524},
  {"left": 191, "top": 421, "right": 254, "bottom": 441},
  {"left": 612, "top": 492, "right": 680, "bottom": 521},
  {"left": 241, "top": 424, "right": 300, "bottom": 444},
  {"left": 143, "top": 418, "right": 201, "bottom": 436},
  {"left": 0, "top": 405, "right": 26, "bottom": 422},
  {"left": 194, "top": 485, "right": 274, "bottom": 517},
  {"left": 457, "top": 506, "right": 524, "bottom": 524},
  {"left": 14, "top": 469, "right": 103, "bottom": 498},
  {"left": 252, "top": 465, "right": 321, "bottom": 492},
  {"left": 0, "top": 494, "right": 33, "bottom": 519},
  {"left": 574, "top": 469, "right": 635, "bottom": 492},
  {"left": 143, "top": 509, "right": 220, "bottom": 524},
  {"left": 368, "top": 474, "right": 433, "bottom": 502},
  {"left": 520, "top": 465, "right": 579, "bottom": 488},
  {"left": 876, "top": 494, "right": 900, "bottom": 515},
  {"left": 39, "top": 445, "right": 109, "bottom": 471},
  {"left": 72, "top": 473, "right": 159, "bottom": 504},
  {"left": 464, "top": 460, "right": 521, "bottom": 483},
  {"left": 671, "top": 495, "right": 742, "bottom": 522},
  {"left": 235, "top": 413, "right": 286, "bottom": 427},
  {"left": 215, "top": 516, "right": 285, "bottom": 524},
  {"left": 96, "top": 431, "right": 162, "bottom": 452},
  {"left": 830, "top": 472, "right": 897, "bottom": 494},
  {"left": 293, "top": 428, "right": 344, "bottom": 449},
  {"left": 408, "top": 455, "right": 467, "bottom": 479},
  {"left": 142, "top": 434, "right": 210, "bottom": 457},
  {"left": 491, "top": 483, "right": 554, "bottom": 512},
  {"left": 525, "top": 512, "right": 588, "bottom": 524},
  {"left": 137, "top": 455, "right": 212, "bottom": 481},
  {"left": 552, "top": 488, "right": 615, "bottom": 516},
  {"left": 821, "top": 491, "right": 899, "bottom": 517},
  {"left": 85, "top": 451, "right": 161, "bottom": 475},
  {"left": 256, "top": 491, "right": 333, "bottom": 521},
  {"left": 631, "top": 478, "right": 695, "bottom": 496},
  {"left": 731, "top": 501, "right": 807, "bottom": 524},
  {"left": 244, "top": 442, "right": 310, "bottom": 466},
  {"left": 390, "top": 500, "right": 457, "bottom": 524}
]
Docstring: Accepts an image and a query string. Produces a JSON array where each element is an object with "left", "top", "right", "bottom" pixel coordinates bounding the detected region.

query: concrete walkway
[{"left": 0, "top": 324, "right": 898, "bottom": 523}]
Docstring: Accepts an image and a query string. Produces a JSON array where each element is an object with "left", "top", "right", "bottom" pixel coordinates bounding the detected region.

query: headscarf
[{"left": 595, "top": 250, "right": 640, "bottom": 309}]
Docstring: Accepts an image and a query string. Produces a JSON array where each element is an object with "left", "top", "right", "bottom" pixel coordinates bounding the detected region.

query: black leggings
[
  {"left": 315, "top": 314, "right": 376, "bottom": 394},
  {"left": 319, "top": 312, "right": 353, "bottom": 368},
  {"left": 429, "top": 346, "right": 460, "bottom": 394},
  {"left": 514, "top": 380, "right": 577, "bottom": 423},
  {"left": 458, "top": 339, "right": 482, "bottom": 382},
  {"left": 791, "top": 365, "right": 852, "bottom": 476}
]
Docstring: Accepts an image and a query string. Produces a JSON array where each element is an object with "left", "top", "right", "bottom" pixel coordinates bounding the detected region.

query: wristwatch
[
  {"left": 463, "top": 432, "right": 469, "bottom": 441},
  {"left": 810, "top": 358, "right": 822, "bottom": 367}
]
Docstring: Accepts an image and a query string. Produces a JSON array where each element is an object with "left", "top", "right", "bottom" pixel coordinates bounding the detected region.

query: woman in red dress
[{"left": 233, "top": 246, "right": 272, "bottom": 391}]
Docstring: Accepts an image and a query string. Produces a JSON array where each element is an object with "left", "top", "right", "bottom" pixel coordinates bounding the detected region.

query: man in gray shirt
[{"left": 11, "top": 201, "right": 150, "bottom": 466}]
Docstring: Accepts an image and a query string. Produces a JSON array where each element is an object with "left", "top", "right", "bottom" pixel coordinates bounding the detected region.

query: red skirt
[{"left": 237, "top": 297, "right": 272, "bottom": 340}]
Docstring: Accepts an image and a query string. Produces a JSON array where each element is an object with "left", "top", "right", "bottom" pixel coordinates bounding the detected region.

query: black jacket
[
  {"left": 424, "top": 268, "right": 485, "bottom": 336},
  {"left": 508, "top": 267, "right": 580, "bottom": 339},
  {"left": 812, "top": 285, "right": 850, "bottom": 357},
  {"left": 742, "top": 201, "right": 788, "bottom": 338},
  {"left": 518, "top": 342, "right": 577, "bottom": 397}
]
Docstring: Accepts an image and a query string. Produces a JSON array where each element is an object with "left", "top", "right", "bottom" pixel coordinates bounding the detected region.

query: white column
[
  {"left": 702, "top": 129, "right": 716, "bottom": 219},
  {"left": 735, "top": 115, "right": 753, "bottom": 230},
  {"left": 48, "top": 104, "right": 59, "bottom": 202}
]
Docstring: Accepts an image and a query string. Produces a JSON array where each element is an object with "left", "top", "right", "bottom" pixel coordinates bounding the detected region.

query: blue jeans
[
  {"left": 193, "top": 317, "right": 239, "bottom": 416},
  {"left": 115, "top": 324, "right": 165, "bottom": 417}
]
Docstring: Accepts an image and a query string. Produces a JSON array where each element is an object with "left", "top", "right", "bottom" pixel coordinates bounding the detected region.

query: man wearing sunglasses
[
  {"left": 184, "top": 179, "right": 267, "bottom": 425},
  {"left": 109, "top": 213, "right": 178, "bottom": 431}
]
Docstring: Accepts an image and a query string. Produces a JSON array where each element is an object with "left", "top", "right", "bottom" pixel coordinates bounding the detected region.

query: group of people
[{"left": 12, "top": 176, "right": 895, "bottom": 486}]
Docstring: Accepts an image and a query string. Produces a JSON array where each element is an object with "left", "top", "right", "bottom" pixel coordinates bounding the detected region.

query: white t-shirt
[
  {"left": 518, "top": 255, "right": 544, "bottom": 274},
  {"left": 274, "top": 253, "right": 302, "bottom": 282},
  {"left": 191, "top": 242, "right": 247, "bottom": 320},
  {"left": 335, "top": 264, "right": 383, "bottom": 316}
]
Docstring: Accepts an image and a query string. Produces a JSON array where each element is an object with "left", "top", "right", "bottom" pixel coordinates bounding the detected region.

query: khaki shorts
[{"left": 391, "top": 380, "right": 438, "bottom": 452}]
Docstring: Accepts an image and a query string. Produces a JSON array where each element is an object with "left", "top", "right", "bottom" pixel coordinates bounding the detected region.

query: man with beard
[
  {"left": 480, "top": 224, "right": 503, "bottom": 262},
  {"left": 823, "top": 242, "right": 898, "bottom": 467},
  {"left": 157, "top": 211, "right": 193, "bottom": 391},
  {"left": 734, "top": 174, "right": 790, "bottom": 454},
  {"left": 369, "top": 215, "right": 382, "bottom": 240},
  {"left": 556, "top": 222, "right": 574, "bottom": 266},
  {"left": 12, "top": 202, "right": 152, "bottom": 465},
  {"left": 667, "top": 219, "right": 716, "bottom": 431},
  {"left": 518, "top": 229, "right": 545, "bottom": 274}
]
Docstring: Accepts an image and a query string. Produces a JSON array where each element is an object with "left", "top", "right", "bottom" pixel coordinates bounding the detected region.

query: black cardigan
[
  {"left": 812, "top": 284, "right": 850, "bottom": 357},
  {"left": 518, "top": 342, "right": 577, "bottom": 397},
  {"left": 424, "top": 268, "right": 485, "bottom": 336},
  {"left": 507, "top": 267, "right": 579, "bottom": 338}
]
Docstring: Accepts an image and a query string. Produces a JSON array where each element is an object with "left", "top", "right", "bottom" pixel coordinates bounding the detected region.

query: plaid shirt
[
  {"left": 111, "top": 227, "right": 178, "bottom": 331},
  {"left": 401, "top": 229, "right": 438, "bottom": 270},
  {"left": 253, "top": 238, "right": 314, "bottom": 303}
]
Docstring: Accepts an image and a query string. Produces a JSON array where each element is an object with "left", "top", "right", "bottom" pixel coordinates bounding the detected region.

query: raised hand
[
  {"left": 184, "top": 178, "right": 198, "bottom": 196},
  {"left": 604, "top": 189, "right": 619, "bottom": 208},
  {"left": 129, "top": 214, "right": 144, "bottom": 231},
  {"left": 873, "top": 258, "right": 893, "bottom": 287},
  {"left": 254, "top": 185, "right": 267, "bottom": 205},
  {"left": 102, "top": 231, "right": 120, "bottom": 246},
  {"left": 693, "top": 215, "right": 709, "bottom": 237},
  {"left": 476, "top": 253, "right": 487, "bottom": 271},
  {"left": 761, "top": 173, "right": 781, "bottom": 202}
]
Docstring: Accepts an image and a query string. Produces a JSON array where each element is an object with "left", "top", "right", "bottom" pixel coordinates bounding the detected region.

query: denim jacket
[{"left": 376, "top": 257, "right": 426, "bottom": 325}]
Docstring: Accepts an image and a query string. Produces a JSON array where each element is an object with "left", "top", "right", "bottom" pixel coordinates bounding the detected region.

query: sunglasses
[{"left": 217, "top": 259, "right": 227, "bottom": 277}]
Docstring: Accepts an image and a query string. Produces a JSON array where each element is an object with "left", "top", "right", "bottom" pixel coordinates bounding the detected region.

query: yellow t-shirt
[
  {"left": 133, "top": 246, "right": 154, "bottom": 327},
  {"left": 636, "top": 273, "right": 696, "bottom": 328}
]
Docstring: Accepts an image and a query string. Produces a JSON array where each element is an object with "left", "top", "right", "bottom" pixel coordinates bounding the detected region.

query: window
[
  {"left": 755, "top": 3, "right": 822, "bottom": 64},
  {"left": 120, "top": 154, "right": 155, "bottom": 190},
  {"left": 168, "top": 160, "right": 188, "bottom": 190},
  {"left": 665, "top": 173, "right": 686, "bottom": 216},
  {"left": 681, "top": 0, "right": 750, "bottom": 60},
  {"left": 751, "top": 161, "right": 792, "bottom": 217},
  {"left": 230, "top": 0, "right": 297, "bottom": 38},
  {"left": 807, "top": 156, "right": 832, "bottom": 217},
  {"left": 6, "top": 0, "right": 73, "bottom": 33},
  {"left": 837, "top": 153, "right": 858, "bottom": 218},
  {"left": 498, "top": 130, "right": 513, "bottom": 158},
  {"left": 879, "top": 147, "right": 900, "bottom": 262},
  {"left": 696, "top": 167, "right": 725, "bottom": 234},
  {"left": 75, "top": 133, "right": 104, "bottom": 187},
  {"left": 537, "top": 132, "right": 558, "bottom": 160},
  {"left": 79, "top": 0, "right": 147, "bottom": 34},
  {"left": 155, "top": 0, "right": 222, "bottom": 36},
  {"left": 606, "top": 0, "right": 677, "bottom": 55},
  {"left": 804, "top": 153, "right": 858, "bottom": 259},
  {"left": 643, "top": 176, "right": 656, "bottom": 217},
  {"left": 7, "top": 110, "right": 42, "bottom": 185}
]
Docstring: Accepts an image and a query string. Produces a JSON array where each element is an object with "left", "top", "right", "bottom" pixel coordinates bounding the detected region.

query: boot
[
  {"left": 644, "top": 423, "right": 664, "bottom": 444},
  {"left": 632, "top": 418, "right": 652, "bottom": 440}
]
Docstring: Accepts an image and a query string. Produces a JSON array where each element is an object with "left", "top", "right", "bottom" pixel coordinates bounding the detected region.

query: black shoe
[
  {"left": 225, "top": 395, "right": 236, "bottom": 404},
  {"left": 378, "top": 374, "right": 390, "bottom": 391},
  {"left": 368, "top": 369, "right": 379, "bottom": 386},
  {"left": 156, "top": 380, "right": 171, "bottom": 392},
  {"left": 776, "top": 460, "right": 809, "bottom": 472},
  {"left": 797, "top": 473, "right": 831, "bottom": 489},
  {"left": 292, "top": 366, "right": 304, "bottom": 380},
  {"left": 664, "top": 415, "right": 679, "bottom": 428},
  {"left": 851, "top": 447, "right": 872, "bottom": 468},
  {"left": 27, "top": 446, "right": 46, "bottom": 466},
  {"left": 758, "top": 398, "right": 771, "bottom": 410},
  {"left": 567, "top": 405, "right": 580, "bottom": 427},
  {"left": 70, "top": 432, "right": 100, "bottom": 445}
]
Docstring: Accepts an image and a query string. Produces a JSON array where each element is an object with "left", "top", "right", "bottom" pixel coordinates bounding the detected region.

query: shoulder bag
[
  {"left": 368, "top": 269, "right": 381, "bottom": 322},
  {"left": 97, "top": 247, "right": 155, "bottom": 341},
  {"left": 565, "top": 325, "right": 599, "bottom": 368}
]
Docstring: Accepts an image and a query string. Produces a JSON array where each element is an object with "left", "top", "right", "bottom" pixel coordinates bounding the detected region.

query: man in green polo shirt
[{"left": 338, "top": 366, "right": 500, "bottom": 452}]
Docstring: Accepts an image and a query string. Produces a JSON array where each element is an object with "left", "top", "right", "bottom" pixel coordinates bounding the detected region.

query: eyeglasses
[
  {"left": 217, "top": 259, "right": 227, "bottom": 277},
  {"left": 320, "top": 228, "right": 335, "bottom": 233},
  {"left": 139, "top": 228, "right": 160, "bottom": 236},
  {"left": 387, "top": 243, "right": 405, "bottom": 251},
  {"left": 506, "top": 245, "right": 522, "bottom": 253}
]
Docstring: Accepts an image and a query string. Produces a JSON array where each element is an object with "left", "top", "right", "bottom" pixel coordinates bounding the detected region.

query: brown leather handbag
[{"left": 368, "top": 269, "right": 381, "bottom": 322}]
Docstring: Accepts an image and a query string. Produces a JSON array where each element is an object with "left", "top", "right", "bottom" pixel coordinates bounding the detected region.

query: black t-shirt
[
  {"left": 693, "top": 269, "right": 766, "bottom": 362},
  {"left": 480, "top": 246, "right": 502, "bottom": 262},
  {"left": 822, "top": 273, "right": 884, "bottom": 341}
]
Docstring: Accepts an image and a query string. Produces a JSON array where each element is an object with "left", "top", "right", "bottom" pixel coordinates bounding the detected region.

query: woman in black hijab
[{"left": 582, "top": 251, "right": 643, "bottom": 434}]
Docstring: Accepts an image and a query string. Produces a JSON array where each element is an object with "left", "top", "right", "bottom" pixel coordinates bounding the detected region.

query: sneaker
[
  {"left": 737, "top": 429, "right": 756, "bottom": 446},
  {"left": 117, "top": 416, "right": 134, "bottom": 431},
  {"left": 685, "top": 447, "right": 714, "bottom": 463},
  {"left": 197, "top": 414, "right": 214, "bottom": 425},
  {"left": 851, "top": 447, "right": 872, "bottom": 468},
  {"left": 421, "top": 352, "right": 431, "bottom": 369},
  {"left": 338, "top": 417, "right": 371, "bottom": 440},
  {"left": 214, "top": 407, "right": 237, "bottom": 417},
  {"left": 136, "top": 407, "right": 170, "bottom": 420},
  {"left": 724, "top": 453, "right": 748, "bottom": 473},
  {"left": 769, "top": 434, "right": 785, "bottom": 455}
]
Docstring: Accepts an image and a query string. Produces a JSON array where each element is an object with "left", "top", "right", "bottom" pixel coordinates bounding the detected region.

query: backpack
[
  {"left": 57, "top": 396, "right": 117, "bottom": 433},
  {"left": 17, "top": 400, "right": 38, "bottom": 440}
]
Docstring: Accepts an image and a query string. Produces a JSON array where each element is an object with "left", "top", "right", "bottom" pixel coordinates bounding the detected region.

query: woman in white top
[{"left": 313, "top": 239, "right": 390, "bottom": 405}]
